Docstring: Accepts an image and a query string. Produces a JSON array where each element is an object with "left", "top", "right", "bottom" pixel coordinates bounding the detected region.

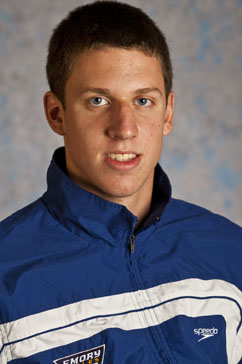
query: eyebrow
[
  {"left": 134, "top": 87, "right": 162, "bottom": 96},
  {"left": 79, "top": 87, "right": 162, "bottom": 97},
  {"left": 79, "top": 87, "right": 111, "bottom": 96}
]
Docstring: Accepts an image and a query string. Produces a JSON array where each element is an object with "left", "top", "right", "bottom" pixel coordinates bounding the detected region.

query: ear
[
  {"left": 163, "top": 91, "right": 174, "bottom": 136},
  {"left": 43, "top": 91, "right": 65, "bottom": 136}
]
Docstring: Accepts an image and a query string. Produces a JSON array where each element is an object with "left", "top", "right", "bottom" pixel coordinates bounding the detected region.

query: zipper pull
[{"left": 129, "top": 234, "right": 135, "bottom": 254}]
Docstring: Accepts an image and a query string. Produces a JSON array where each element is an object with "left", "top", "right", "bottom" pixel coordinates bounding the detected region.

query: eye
[
  {"left": 89, "top": 97, "right": 109, "bottom": 106},
  {"left": 135, "top": 98, "right": 152, "bottom": 106}
]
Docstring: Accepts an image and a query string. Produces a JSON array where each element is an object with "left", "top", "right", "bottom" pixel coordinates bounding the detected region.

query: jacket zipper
[
  {"left": 128, "top": 231, "right": 171, "bottom": 364},
  {"left": 129, "top": 233, "right": 135, "bottom": 254}
]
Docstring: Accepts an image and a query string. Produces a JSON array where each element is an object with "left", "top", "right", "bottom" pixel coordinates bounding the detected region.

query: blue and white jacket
[{"left": 1, "top": 147, "right": 242, "bottom": 364}]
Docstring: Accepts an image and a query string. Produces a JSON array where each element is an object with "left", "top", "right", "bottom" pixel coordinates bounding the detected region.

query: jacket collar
[{"left": 42, "top": 147, "right": 171, "bottom": 245}]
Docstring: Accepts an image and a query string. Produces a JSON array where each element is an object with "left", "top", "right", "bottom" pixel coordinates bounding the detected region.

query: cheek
[
  {"left": 150, "top": 120, "right": 164, "bottom": 147},
  {"left": 145, "top": 117, "right": 163, "bottom": 139}
]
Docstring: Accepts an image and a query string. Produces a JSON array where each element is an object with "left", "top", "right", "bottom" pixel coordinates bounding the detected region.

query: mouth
[
  {"left": 107, "top": 153, "right": 137, "bottom": 162},
  {"left": 104, "top": 151, "right": 141, "bottom": 171}
]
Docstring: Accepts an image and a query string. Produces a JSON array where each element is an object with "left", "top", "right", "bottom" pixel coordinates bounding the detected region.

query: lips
[{"left": 104, "top": 151, "right": 141, "bottom": 170}]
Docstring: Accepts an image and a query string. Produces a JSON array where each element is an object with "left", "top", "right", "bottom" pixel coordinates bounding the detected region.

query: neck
[
  {"left": 107, "top": 187, "right": 153, "bottom": 229},
  {"left": 67, "top": 172, "right": 154, "bottom": 229}
]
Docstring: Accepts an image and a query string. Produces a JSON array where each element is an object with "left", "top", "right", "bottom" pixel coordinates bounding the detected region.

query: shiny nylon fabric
[{"left": 0, "top": 148, "right": 242, "bottom": 363}]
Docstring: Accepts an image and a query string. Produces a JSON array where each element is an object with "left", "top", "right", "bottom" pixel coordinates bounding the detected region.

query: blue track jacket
[{"left": 1, "top": 147, "right": 242, "bottom": 364}]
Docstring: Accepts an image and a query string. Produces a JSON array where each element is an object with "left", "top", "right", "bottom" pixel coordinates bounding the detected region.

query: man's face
[{"left": 49, "top": 48, "right": 174, "bottom": 204}]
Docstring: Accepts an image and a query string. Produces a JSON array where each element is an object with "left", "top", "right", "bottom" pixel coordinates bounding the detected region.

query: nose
[{"left": 106, "top": 102, "right": 138, "bottom": 140}]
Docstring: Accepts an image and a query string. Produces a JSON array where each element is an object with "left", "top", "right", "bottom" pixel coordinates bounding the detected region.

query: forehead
[
  {"left": 66, "top": 47, "right": 165, "bottom": 92},
  {"left": 72, "top": 46, "right": 163, "bottom": 71}
]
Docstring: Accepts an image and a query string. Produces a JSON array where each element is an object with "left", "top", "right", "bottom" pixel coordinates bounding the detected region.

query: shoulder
[
  {"left": 0, "top": 198, "right": 60, "bottom": 257},
  {"left": 162, "top": 198, "right": 242, "bottom": 237},
  {"left": 0, "top": 199, "right": 43, "bottom": 235},
  {"left": 0, "top": 196, "right": 78, "bottom": 264}
]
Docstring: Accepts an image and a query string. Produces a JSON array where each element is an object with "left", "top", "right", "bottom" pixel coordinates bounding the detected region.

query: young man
[{"left": 0, "top": 2, "right": 242, "bottom": 363}]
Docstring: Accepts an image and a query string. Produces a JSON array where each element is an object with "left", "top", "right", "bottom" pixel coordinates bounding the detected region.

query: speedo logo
[{"left": 194, "top": 327, "right": 218, "bottom": 342}]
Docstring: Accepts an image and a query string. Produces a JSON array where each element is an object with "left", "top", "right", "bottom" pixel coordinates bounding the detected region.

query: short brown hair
[{"left": 46, "top": 1, "right": 173, "bottom": 107}]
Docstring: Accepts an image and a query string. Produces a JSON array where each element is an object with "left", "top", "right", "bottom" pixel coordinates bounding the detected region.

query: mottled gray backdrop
[{"left": 0, "top": 0, "right": 242, "bottom": 225}]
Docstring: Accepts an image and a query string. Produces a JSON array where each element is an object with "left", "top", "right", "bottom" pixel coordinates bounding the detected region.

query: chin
[{"left": 99, "top": 184, "right": 140, "bottom": 200}]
